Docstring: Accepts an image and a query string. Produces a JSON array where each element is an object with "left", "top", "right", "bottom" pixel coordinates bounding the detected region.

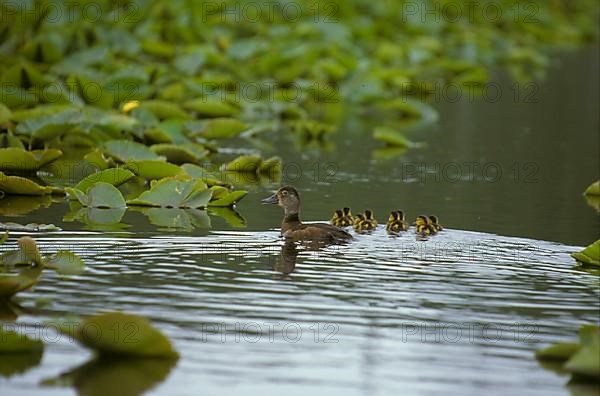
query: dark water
[{"left": 1, "top": 48, "right": 599, "bottom": 395}]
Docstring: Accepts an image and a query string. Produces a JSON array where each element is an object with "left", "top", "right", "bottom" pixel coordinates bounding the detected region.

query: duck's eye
[{"left": 281, "top": 191, "right": 288, "bottom": 196}]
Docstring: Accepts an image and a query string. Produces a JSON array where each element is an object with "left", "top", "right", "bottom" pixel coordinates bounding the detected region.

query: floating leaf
[
  {"left": 133, "top": 207, "right": 210, "bottom": 230},
  {"left": 208, "top": 190, "right": 247, "bottom": 207},
  {"left": 0, "top": 328, "right": 44, "bottom": 353},
  {"left": 183, "top": 99, "right": 238, "bottom": 117},
  {"left": 0, "top": 232, "right": 7, "bottom": 244},
  {"left": 0, "top": 103, "right": 11, "bottom": 124},
  {"left": 150, "top": 144, "right": 208, "bottom": 164},
  {"left": 67, "top": 183, "right": 126, "bottom": 209},
  {"left": 221, "top": 155, "right": 262, "bottom": 172},
  {"left": 74, "top": 168, "right": 135, "bottom": 192},
  {"left": 258, "top": 156, "right": 282, "bottom": 175},
  {"left": 15, "top": 109, "right": 82, "bottom": 141},
  {"left": 584, "top": 181, "right": 600, "bottom": 196},
  {"left": 197, "top": 118, "right": 247, "bottom": 139},
  {"left": 0, "top": 222, "right": 61, "bottom": 232},
  {"left": 83, "top": 150, "right": 111, "bottom": 171},
  {"left": 103, "top": 140, "right": 162, "bottom": 162},
  {"left": 61, "top": 312, "right": 178, "bottom": 358},
  {"left": 0, "top": 172, "right": 63, "bottom": 196},
  {"left": 572, "top": 240, "right": 600, "bottom": 267},
  {"left": 1, "top": 236, "right": 44, "bottom": 266},
  {"left": 0, "top": 265, "right": 43, "bottom": 297},
  {"left": 535, "top": 342, "right": 580, "bottom": 361},
  {"left": 128, "top": 176, "right": 212, "bottom": 209},
  {"left": 125, "top": 160, "right": 184, "bottom": 180},
  {"left": 208, "top": 207, "right": 246, "bottom": 227},
  {"left": 373, "top": 126, "right": 415, "bottom": 147},
  {"left": 565, "top": 325, "right": 600, "bottom": 378},
  {"left": 0, "top": 148, "right": 63, "bottom": 171},
  {"left": 44, "top": 251, "right": 85, "bottom": 275}
]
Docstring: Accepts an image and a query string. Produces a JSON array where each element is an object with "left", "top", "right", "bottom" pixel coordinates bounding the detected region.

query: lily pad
[
  {"left": 0, "top": 172, "right": 63, "bottom": 196},
  {"left": 0, "top": 148, "right": 63, "bottom": 171},
  {"left": 0, "top": 222, "right": 61, "bottom": 232},
  {"left": 258, "top": 156, "right": 282, "bottom": 175},
  {"left": 67, "top": 183, "right": 126, "bottom": 209},
  {"left": 535, "top": 342, "right": 580, "bottom": 361},
  {"left": 221, "top": 154, "right": 262, "bottom": 172},
  {"left": 373, "top": 126, "right": 415, "bottom": 147},
  {"left": 565, "top": 325, "right": 600, "bottom": 378},
  {"left": 0, "top": 328, "right": 44, "bottom": 354},
  {"left": 183, "top": 99, "right": 238, "bottom": 117},
  {"left": 103, "top": 140, "right": 162, "bottom": 162},
  {"left": 1, "top": 236, "right": 44, "bottom": 266},
  {"left": 74, "top": 168, "right": 135, "bottom": 192},
  {"left": 572, "top": 240, "right": 600, "bottom": 267},
  {"left": 125, "top": 160, "right": 184, "bottom": 180},
  {"left": 0, "top": 265, "right": 43, "bottom": 298},
  {"left": 59, "top": 312, "right": 178, "bottom": 358},
  {"left": 128, "top": 176, "right": 213, "bottom": 209},
  {"left": 150, "top": 144, "right": 208, "bottom": 164},
  {"left": 197, "top": 118, "right": 247, "bottom": 139},
  {"left": 134, "top": 100, "right": 190, "bottom": 120},
  {"left": 584, "top": 181, "right": 600, "bottom": 196},
  {"left": 133, "top": 207, "right": 211, "bottom": 230},
  {"left": 208, "top": 190, "right": 248, "bottom": 207},
  {"left": 44, "top": 251, "right": 85, "bottom": 275},
  {"left": 208, "top": 207, "right": 246, "bottom": 228}
]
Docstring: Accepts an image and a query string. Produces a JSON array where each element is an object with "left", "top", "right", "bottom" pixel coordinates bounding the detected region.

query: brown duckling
[
  {"left": 428, "top": 215, "right": 443, "bottom": 232},
  {"left": 386, "top": 210, "right": 409, "bottom": 233},
  {"left": 262, "top": 186, "right": 352, "bottom": 242},
  {"left": 355, "top": 210, "right": 377, "bottom": 232},
  {"left": 330, "top": 209, "right": 345, "bottom": 227},
  {"left": 415, "top": 215, "right": 436, "bottom": 237}
]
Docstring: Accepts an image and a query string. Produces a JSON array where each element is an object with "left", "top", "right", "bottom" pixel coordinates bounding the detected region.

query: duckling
[
  {"left": 415, "top": 215, "right": 436, "bottom": 237},
  {"left": 342, "top": 207, "right": 354, "bottom": 226},
  {"left": 386, "top": 211, "right": 409, "bottom": 233},
  {"left": 354, "top": 210, "right": 377, "bottom": 232},
  {"left": 330, "top": 209, "right": 345, "bottom": 227},
  {"left": 353, "top": 213, "right": 366, "bottom": 232},
  {"left": 428, "top": 215, "right": 443, "bottom": 232},
  {"left": 262, "top": 186, "right": 352, "bottom": 242}
]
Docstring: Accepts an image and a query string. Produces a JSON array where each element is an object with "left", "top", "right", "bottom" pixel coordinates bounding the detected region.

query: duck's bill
[{"left": 261, "top": 193, "right": 278, "bottom": 204}]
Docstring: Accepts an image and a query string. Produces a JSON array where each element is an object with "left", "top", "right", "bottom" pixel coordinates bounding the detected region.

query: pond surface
[{"left": 1, "top": 47, "right": 599, "bottom": 395}]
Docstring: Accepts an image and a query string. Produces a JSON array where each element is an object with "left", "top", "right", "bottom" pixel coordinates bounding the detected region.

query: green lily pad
[
  {"left": 572, "top": 240, "right": 600, "bottom": 267},
  {"left": 60, "top": 312, "right": 178, "bottom": 358},
  {"left": 125, "top": 160, "right": 184, "bottom": 180},
  {"left": 208, "top": 207, "right": 247, "bottom": 228},
  {"left": 150, "top": 144, "right": 208, "bottom": 164},
  {"left": 0, "top": 103, "right": 11, "bottom": 124},
  {"left": 536, "top": 342, "right": 581, "bottom": 361},
  {"left": 83, "top": 150, "right": 111, "bottom": 170},
  {"left": 183, "top": 99, "right": 238, "bottom": 117},
  {"left": 0, "top": 172, "right": 63, "bottom": 196},
  {"left": 373, "top": 126, "right": 415, "bottom": 147},
  {"left": 15, "top": 109, "right": 82, "bottom": 141},
  {"left": 197, "top": 118, "right": 247, "bottom": 139},
  {"left": 103, "top": 140, "right": 162, "bottom": 162},
  {"left": 64, "top": 206, "right": 128, "bottom": 231},
  {"left": 0, "top": 232, "right": 7, "bottom": 245},
  {"left": 565, "top": 325, "right": 600, "bottom": 378},
  {"left": 208, "top": 190, "right": 248, "bottom": 207},
  {"left": 0, "top": 328, "right": 44, "bottom": 354},
  {"left": 128, "top": 176, "right": 213, "bottom": 208},
  {"left": 74, "top": 168, "right": 135, "bottom": 192},
  {"left": 0, "top": 265, "right": 43, "bottom": 298},
  {"left": 258, "top": 156, "right": 282, "bottom": 175},
  {"left": 133, "top": 207, "right": 211, "bottom": 230},
  {"left": 67, "top": 183, "right": 126, "bottom": 209},
  {"left": 221, "top": 154, "right": 262, "bottom": 172},
  {"left": 44, "top": 251, "right": 85, "bottom": 275},
  {"left": 1, "top": 236, "right": 44, "bottom": 266},
  {"left": 0, "top": 148, "right": 63, "bottom": 171},
  {"left": 584, "top": 181, "right": 600, "bottom": 196},
  {"left": 0, "top": 222, "right": 61, "bottom": 232}
]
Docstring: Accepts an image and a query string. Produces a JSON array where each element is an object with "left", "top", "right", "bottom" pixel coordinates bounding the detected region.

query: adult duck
[{"left": 262, "top": 186, "right": 352, "bottom": 242}]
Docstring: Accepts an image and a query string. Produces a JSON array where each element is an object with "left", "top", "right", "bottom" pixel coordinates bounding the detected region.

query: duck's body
[
  {"left": 386, "top": 211, "right": 409, "bottom": 233},
  {"left": 263, "top": 186, "right": 352, "bottom": 243},
  {"left": 330, "top": 209, "right": 344, "bottom": 227},
  {"left": 429, "top": 215, "right": 443, "bottom": 232},
  {"left": 415, "top": 215, "right": 436, "bottom": 237},
  {"left": 355, "top": 210, "right": 377, "bottom": 232}
]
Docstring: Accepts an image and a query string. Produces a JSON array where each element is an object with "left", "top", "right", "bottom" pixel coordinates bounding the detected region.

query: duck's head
[
  {"left": 334, "top": 209, "right": 343, "bottom": 218},
  {"left": 429, "top": 215, "right": 439, "bottom": 224},
  {"left": 364, "top": 210, "right": 374, "bottom": 220},
  {"left": 415, "top": 215, "right": 428, "bottom": 226},
  {"left": 355, "top": 214, "right": 366, "bottom": 222},
  {"left": 343, "top": 207, "right": 352, "bottom": 216},
  {"left": 388, "top": 211, "right": 398, "bottom": 222},
  {"left": 398, "top": 210, "right": 405, "bottom": 221},
  {"left": 262, "top": 185, "right": 300, "bottom": 214}
]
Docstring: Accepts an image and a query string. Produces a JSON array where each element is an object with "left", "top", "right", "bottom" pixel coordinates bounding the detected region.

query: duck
[
  {"left": 342, "top": 207, "right": 354, "bottom": 226},
  {"left": 415, "top": 215, "right": 436, "bottom": 237},
  {"left": 386, "top": 211, "right": 409, "bottom": 233},
  {"left": 354, "top": 210, "right": 377, "bottom": 232},
  {"left": 262, "top": 186, "right": 352, "bottom": 242},
  {"left": 330, "top": 209, "right": 345, "bottom": 227},
  {"left": 428, "top": 215, "right": 443, "bottom": 232}
]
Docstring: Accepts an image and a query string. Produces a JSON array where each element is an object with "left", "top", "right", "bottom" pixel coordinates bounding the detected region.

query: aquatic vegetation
[
  {"left": 74, "top": 168, "right": 135, "bottom": 192},
  {"left": 584, "top": 181, "right": 600, "bottom": 196},
  {"left": 127, "top": 175, "right": 213, "bottom": 208},
  {"left": 56, "top": 312, "right": 179, "bottom": 358},
  {"left": 0, "top": 328, "right": 44, "bottom": 354},
  {"left": 0, "top": 148, "right": 62, "bottom": 171},
  {"left": 67, "top": 182, "right": 127, "bottom": 208},
  {"left": 536, "top": 324, "right": 600, "bottom": 381},
  {"left": 572, "top": 240, "right": 600, "bottom": 267}
]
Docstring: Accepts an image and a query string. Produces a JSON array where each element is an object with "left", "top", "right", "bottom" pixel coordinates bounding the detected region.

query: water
[{"left": 1, "top": 48, "right": 599, "bottom": 395}]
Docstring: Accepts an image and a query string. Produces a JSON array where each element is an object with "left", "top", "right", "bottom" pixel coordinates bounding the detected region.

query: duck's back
[{"left": 283, "top": 222, "right": 352, "bottom": 242}]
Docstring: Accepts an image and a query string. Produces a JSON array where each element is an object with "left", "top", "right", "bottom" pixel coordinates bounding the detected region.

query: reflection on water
[{"left": 0, "top": 228, "right": 597, "bottom": 395}]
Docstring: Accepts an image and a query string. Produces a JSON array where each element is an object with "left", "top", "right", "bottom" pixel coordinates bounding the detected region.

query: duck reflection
[
  {"left": 41, "top": 355, "right": 178, "bottom": 396},
  {"left": 273, "top": 239, "right": 345, "bottom": 276}
]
